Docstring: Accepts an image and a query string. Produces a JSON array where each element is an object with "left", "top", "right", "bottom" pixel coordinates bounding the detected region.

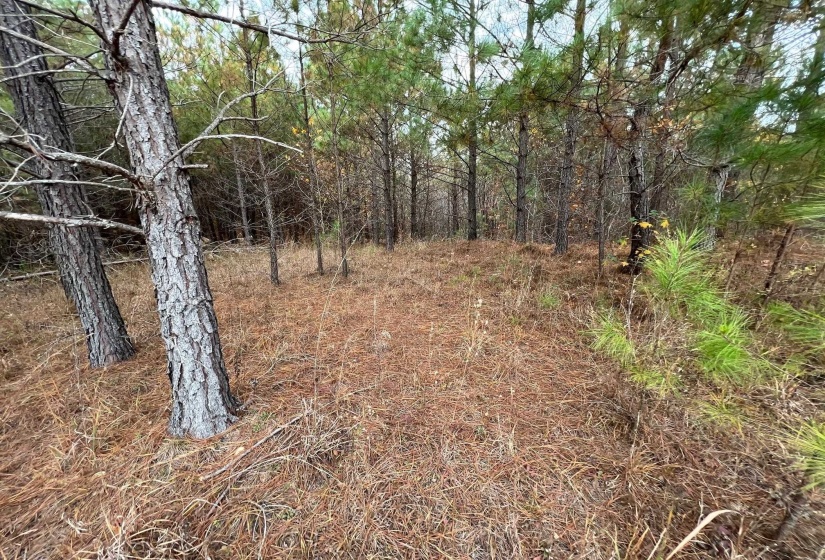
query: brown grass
[{"left": 0, "top": 240, "right": 822, "bottom": 559}]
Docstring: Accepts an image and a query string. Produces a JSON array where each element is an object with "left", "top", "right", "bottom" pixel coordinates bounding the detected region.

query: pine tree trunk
[
  {"left": 627, "top": 143, "right": 651, "bottom": 273},
  {"left": 554, "top": 0, "right": 585, "bottom": 255},
  {"left": 0, "top": 0, "right": 134, "bottom": 367},
  {"left": 516, "top": 112, "right": 529, "bottom": 243},
  {"left": 466, "top": 0, "right": 479, "bottom": 241},
  {"left": 379, "top": 112, "right": 394, "bottom": 252},
  {"left": 410, "top": 150, "right": 418, "bottom": 239},
  {"left": 451, "top": 163, "right": 460, "bottom": 235},
  {"left": 596, "top": 138, "right": 616, "bottom": 275},
  {"left": 90, "top": 0, "right": 236, "bottom": 438},
  {"left": 555, "top": 107, "right": 579, "bottom": 254}
]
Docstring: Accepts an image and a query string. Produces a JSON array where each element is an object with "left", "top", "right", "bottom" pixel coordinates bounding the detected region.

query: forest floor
[{"left": 0, "top": 240, "right": 823, "bottom": 559}]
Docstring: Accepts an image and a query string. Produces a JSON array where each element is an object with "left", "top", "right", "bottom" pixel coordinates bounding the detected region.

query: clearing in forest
[{"left": 0, "top": 241, "right": 821, "bottom": 559}]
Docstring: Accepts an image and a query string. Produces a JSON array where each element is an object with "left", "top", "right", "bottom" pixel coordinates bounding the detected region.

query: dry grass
[{"left": 0, "top": 240, "right": 822, "bottom": 559}]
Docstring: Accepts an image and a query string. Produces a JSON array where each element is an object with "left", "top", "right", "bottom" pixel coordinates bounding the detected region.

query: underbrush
[{"left": 590, "top": 229, "right": 825, "bottom": 557}]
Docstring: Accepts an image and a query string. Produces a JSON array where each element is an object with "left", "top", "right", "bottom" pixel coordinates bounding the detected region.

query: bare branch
[
  {"left": 150, "top": 1, "right": 360, "bottom": 44},
  {"left": 14, "top": 0, "right": 109, "bottom": 46},
  {"left": 0, "top": 210, "right": 143, "bottom": 235},
  {"left": 190, "top": 74, "right": 283, "bottom": 157},
  {"left": 0, "top": 25, "right": 103, "bottom": 76},
  {"left": 0, "top": 133, "right": 141, "bottom": 185},
  {"left": 160, "top": 134, "right": 301, "bottom": 180}
]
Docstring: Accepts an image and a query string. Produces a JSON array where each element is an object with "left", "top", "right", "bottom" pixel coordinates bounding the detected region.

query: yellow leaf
[
  {"left": 638, "top": 221, "right": 652, "bottom": 229},
  {"left": 659, "top": 219, "right": 669, "bottom": 228},
  {"left": 643, "top": 249, "right": 652, "bottom": 255}
]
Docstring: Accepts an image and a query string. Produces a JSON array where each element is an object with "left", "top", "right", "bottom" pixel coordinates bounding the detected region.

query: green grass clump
[
  {"left": 768, "top": 301, "right": 825, "bottom": 362},
  {"left": 793, "top": 422, "right": 825, "bottom": 490},
  {"left": 591, "top": 311, "right": 635, "bottom": 368},
  {"left": 538, "top": 287, "right": 561, "bottom": 310}
]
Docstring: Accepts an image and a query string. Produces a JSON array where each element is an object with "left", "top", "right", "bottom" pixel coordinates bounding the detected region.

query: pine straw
[{"left": 0, "top": 240, "right": 822, "bottom": 559}]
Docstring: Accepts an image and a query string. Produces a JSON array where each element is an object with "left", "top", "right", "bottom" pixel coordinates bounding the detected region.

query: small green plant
[
  {"left": 698, "top": 395, "right": 747, "bottom": 431},
  {"left": 590, "top": 311, "right": 635, "bottom": 367},
  {"left": 793, "top": 421, "right": 825, "bottom": 490},
  {"left": 629, "top": 366, "right": 678, "bottom": 394},
  {"left": 767, "top": 301, "right": 825, "bottom": 361},
  {"left": 538, "top": 286, "right": 561, "bottom": 310}
]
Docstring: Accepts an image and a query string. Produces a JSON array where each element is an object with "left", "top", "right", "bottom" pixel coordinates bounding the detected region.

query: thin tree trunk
[
  {"left": 516, "top": 112, "right": 528, "bottom": 243},
  {"left": 0, "top": 0, "right": 134, "bottom": 367},
  {"left": 764, "top": 224, "right": 796, "bottom": 298},
  {"left": 297, "top": 45, "right": 323, "bottom": 274},
  {"left": 91, "top": 0, "right": 236, "bottom": 438},
  {"left": 451, "top": 162, "right": 460, "bottom": 235},
  {"left": 627, "top": 141, "right": 651, "bottom": 273},
  {"left": 379, "top": 111, "right": 394, "bottom": 251},
  {"left": 703, "top": 164, "right": 729, "bottom": 249},
  {"left": 231, "top": 142, "right": 252, "bottom": 244},
  {"left": 596, "top": 138, "right": 616, "bottom": 276},
  {"left": 466, "top": 0, "right": 478, "bottom": 241},
  {"left": 370, "top": 171, "right": 381, "bottom": 245},
  {"left": 240, "top": 1, "right": 278, "bottom": 284},
  {"left": 329, "top": 84, "right": 348, "bottom": 276},
  {"left": 410, "top": 149, "right": 418, "bottom": 239},
  {"left": 554, "top": 0, "right": 585, "bottom": 255}
]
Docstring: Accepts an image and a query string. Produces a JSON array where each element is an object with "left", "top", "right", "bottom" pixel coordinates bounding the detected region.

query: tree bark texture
[
  {"left": 0, "top": 0, "right": 134, "bottom": 367},
  {"left": 90, "top": 0, "right": 236, "bottom": 438}
]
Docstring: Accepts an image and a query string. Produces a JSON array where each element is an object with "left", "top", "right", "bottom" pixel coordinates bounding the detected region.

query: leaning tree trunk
[
  {"left": 90, "top": 0, "right": 236, "bottom": 439},
  {"left": 0, "top": 0, "right": 134, "bottom": 367}
]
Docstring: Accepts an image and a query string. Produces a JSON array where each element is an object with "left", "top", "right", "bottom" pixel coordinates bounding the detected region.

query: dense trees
[{"left": 1, "top": 0, "right": 823, "bottom": 438}]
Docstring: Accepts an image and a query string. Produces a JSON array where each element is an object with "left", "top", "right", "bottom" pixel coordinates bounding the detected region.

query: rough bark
[
  {"left": 0, "top": 0, "right": 134, "bottom": 367},
  {"left": 90, "top": 0, "right": 236, "bottom": 438}
]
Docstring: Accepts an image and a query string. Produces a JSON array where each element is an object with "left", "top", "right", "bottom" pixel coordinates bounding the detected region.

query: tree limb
[
  {"left": 150, "top": 1, "right": 359, "bottom": 44},
  {"left": 0, "top": 210, "right": 143, "bottom": 235},
  {"left": 0, "top": 133, "right": 141, "bottom": 185}
]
